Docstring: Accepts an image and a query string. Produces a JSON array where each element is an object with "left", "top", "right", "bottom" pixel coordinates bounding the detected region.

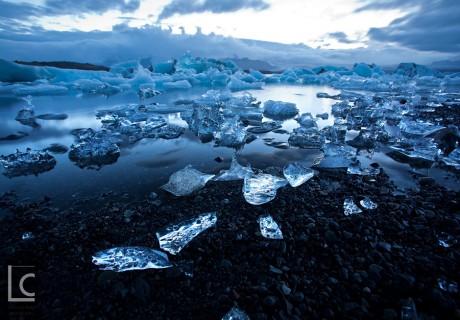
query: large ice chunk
[
  {"left": 288, "top": 127, "right": 325, "bottom": 149},
  {"left": 92, "top": 246, "right": 173, "bottom": 272},
  {"left": 68, "top": 128, "right": 121, "bottom": 169},
  {"left": 214, "top": 116, "right": 248, "bottom": 148},
  {"left": 222, "top": 306, "right": 250, "bottom": 320},
  {"left": 343, "top": 197, "right": 363, "bottom": 215},
  {"left": 243, "top": 173, "right": 287, "bottom": 205},
  {"left": 183, "top": 103, "right": 224, "bottom": 142},
  {"left": 263, "top": 100, "right": 299, "bottom": 120},
  {"left": 214, "top": 153, "right": 253, "bottom": 181},
  {"left": 156, "top": 212, "right": 217, "bottom": 255},
  {"left": 283, "top": 162, "right": 316, "bottom": 187},
  {"left": 162, "top": 165, "right": 214, "bottom": 196},
  {"left": 399, "top": 118, "right": 444, "bottom": 136},
  {"left": 258, "top": 214, "right": 283, "bottom": 239},
  {"left": 0, "top": 148, "right": 56, "bottom": 178}
]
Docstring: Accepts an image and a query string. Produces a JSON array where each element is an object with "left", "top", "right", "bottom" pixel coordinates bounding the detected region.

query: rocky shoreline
[{"left": 1, "top": 167, "right": 459, "bottom": 319}]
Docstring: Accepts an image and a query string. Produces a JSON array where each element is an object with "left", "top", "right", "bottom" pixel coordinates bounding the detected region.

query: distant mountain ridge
[
  {"left": 14, "top": 60, "right": 109, "bottom": 71},
  {"left": 430, "top": 59, "right": 460, "bottom": 71}
]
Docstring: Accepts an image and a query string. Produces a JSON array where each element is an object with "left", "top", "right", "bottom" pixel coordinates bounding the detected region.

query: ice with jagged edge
[
  {"left": 222, "top": 306, "right": 250, "bottom": 320},
  {"left": 258, "top": 214, "right": 283, "bottom": 239},
  {"left": 15, "top": 104, "right": 39, "bottom": 127},
  {"left": 92, "top": 246, "right": 173, "bottom": 272},
  {"left": 347, "top": 160, "right": 380, "bottom": 175},
  {"left": 246, "top": 121, "right": 281, "bottom": 134},
  {"left": 214, "top": 116, "right": 248, "bottom": 148},
  {"left": 138, "top": 87, "right": 161, "bottom": 100},
  {"left": 263, "top": 100, "right": 299, "bottom": 120},
  {"left": 360, "top": 197, "right": 378, "bottom": 209},
  {"left": 243, "top": 173, "right": 287, "bottom": 205},
  {"left": 399, "top": 118, "right": 444, "bottom": 136},
  {"left": 156, "top": 212, "right": 217, "bottom": 255},
  {"left": 297, "top": 112, "right": 318, "bottom": 128},
  {"left": 68, "top": 128, "right": 122, "bottom": 169},
  {"left": 344, "top": 197, "right": 363, "bottom": 215},
  {"left": 283, "top": 162, "right": 316, "bottom": 187},
  {"left": 440, "top": 148, "right": 460, "bottom": 169},
  {"left": 214, "top": 153, "right": 253, "bottom": 181},
  {"left": 288, "top": 127, "right": 325, "bottom": 149},
  {"left": 182, "top": 102, "right": 224, "bottom": 142},
  {"left": 0, "top": 148, "right": 56, "bottom": 178},
  {"left": 162, "top": 164, "right": 214, "bottom": 196}
]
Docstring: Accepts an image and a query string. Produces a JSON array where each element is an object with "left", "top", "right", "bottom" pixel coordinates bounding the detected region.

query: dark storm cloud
[
  {"left": 44, "top": 0, "right": 141, "bottom": 15},
  {"left": 328, "top": 32, "right": 354, "bottom": 44},
  {"left": 158, "top": 0, "right": 270, "bottom": 21},
  {"left": 357, "top": 0, "right": 460, "bottom": 52}
]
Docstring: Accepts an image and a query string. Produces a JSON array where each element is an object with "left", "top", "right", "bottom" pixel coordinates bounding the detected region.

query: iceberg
[
  {"left": 243, "top": 173, "right": 288, "bottom": 205},
  {"left": 0, "top": 149, "right": 56, "bottom": 178},
  {"left": 222, "top": 306, "right": 250, "bottom": 320},
  {"left": 162, "top": 165, "right": 214, "bottom": 196},
  {"left": 213, "top": 153, "right": 253, "bottom": 181},
  {"left": 258, "top": 214, "right": 283, "bottom": 239},
  {"left": 360, "top": 197, "right": 378, "bottom": 209},
  {"left": 68, "top": 128, "right": 121, "bottom": 169},
  {"left": 283, "top": 162, "right": 316, "bottom": 187},
  {"left": 343, "top": 197, "right": 363, "bottom": 215},
  {"left": 92, "top": 246, "right": 173, "bottom": 272},
  {"left": 263, "top": 100, "right": 299, "bottom": 120},
  {"left": 156, "top": 212, "right": 217, "bottom": 255}
]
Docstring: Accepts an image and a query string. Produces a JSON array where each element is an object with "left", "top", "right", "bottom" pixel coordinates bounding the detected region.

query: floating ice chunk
[
  {"left": 263, "top": 100, "right": 298, "bottom": 120},
  {"left": 156, "top": 212, "right": 217, "bottom": 255},
  {"left": 92, "top": 246, "right": 173, "bottom": 272},
  {"left": 288, "top": 127, "right": 324, "bottom": 149},
  {"left": 243, "top": 173, "right": 287, "bottom": 205},
  {"left": 395, "top": 63, "right": 444, "bottom": 78},
  {"left": 214, "top": 116, "right": 248, "bottom": 148},
  {"left": 343, "top": 197, "right": 362, "bottom": 215},
  {"left": 162, "top": 80, "right": 192, "bottom": 90},
  {"left": 149, "top": 124, "right": 185, "bottom": 140},
  {"left": 360, "top": 197, "right": 378, "bottom": 209},
  {"left": 296, "top": 112, "right": 317, "bottom": 128},
  {"left": 283, "top": 162, "right": 316, "bottom": 187},
  {"left": 246, "top": 121, "right": 281, "bottom": 134},
  {"left": 15, "top": 105, "right": 39, "bottom": 127},
  {"left": 162, "top": 165, "right": 214, "bottom": 196},
  {"left": 228, "top": 76, "right": 263, "bottom": 91},
  {"left": 222, "top": 306, "right": 250, "bottom": 320},
  {"left": 0, "top": 149, "right": 56, "bottom": 178},
  {"left": 183, "top": 103, "right": 224, "bottom": 142},
  {"left": 214, "top": 154, "right": 253, "bottom": 181},
  {"left": 0, "top": 59, "right": 42, "bottom": 82},
  {"left": 68, "top": 128, "right": 121, "bottom": 169},
  {"left": 258, "top": 214, "right": 283, "bottom": 239},
  {"left": 399, "top": 118, "right": 444, "bottom": 136},
  {"left": 138, "top": 88, "right": 161, "bottom": 99},
  {"left": 13, "top": 84, "right": 68, "bottom": 96},
  {"left": 36, "top": 113, "right": 68, "bottom": 120},
  {"left": 437, "top": 277, "right": 458, "bottom": 293}
]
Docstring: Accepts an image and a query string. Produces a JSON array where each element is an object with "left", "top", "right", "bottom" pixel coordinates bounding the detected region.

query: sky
[{"left": 0, "top": 0, "right": 459, "bottom": 68}]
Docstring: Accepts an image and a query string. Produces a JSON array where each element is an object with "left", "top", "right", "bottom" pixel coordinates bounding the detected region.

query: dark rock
[
  {"left": 97, "top": 271, "right": 118, "bottom": 287},
  {"left": 263, "top": 295, "right": 279, "bottom": 309},
  {"left": 383, "top": 308, "right": 398, "bottom": 320},
  {"left": 325, "top": 230, "right": 338, "bottom": 243},
  {"left": 220, "top": 258, "right": 233, "bottom": 269}
]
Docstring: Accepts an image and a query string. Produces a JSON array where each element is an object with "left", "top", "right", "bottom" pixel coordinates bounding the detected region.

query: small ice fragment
[
  {"left": 92, "top": 246, "right": 173, "bottom": 272},
  {"left": 347, "top": 161, "right": 380, "bottom": 175},
  {"left": 222, "top": 306, "right": 250, "bottom": 320},
  {"left": 36, "top": 113, "right": 68, "bottom": 120},
  {"left": 297, "top": 112, "right": 318, "bottom": 128},
  {"left": 243, "top": 173, "right": 287, "bottom": 205},
  {"left": 214, "top": 153, "right": 253, "bottom": 181},
  {"left": 343, "top": 197, "right": 362, "bottom": 215},
  {"left": 283, "top": 162, "right": 316, "bottom": 187},
  {"left": 138, "top": 88, "right": 161, "bottom": 99},
  {"left": 436, "top": 232, "right": 457, "bottom": 248},
  {"left": 156, "top": 212, "right": 217, "bottom": 254},
  {"left": 263, "top": 100, "right": 299, "bottom": 120},
  {"left": 401, "top": 298, "right": 418, "bottom": 320},
  {"left": 162, "top": 165, "right": 214, "bottom": 196},
  {"left": 360, "top": 197, "right": 378, "bottom": 210},
  {"left": 437, "top": 277, "right": 458, "bottom": 293},
  {"left": 0, "top": 149, "right": 56, "bottom": 178},
  {"left": 15, "top": 105, "right": 39, "bottom": 127},
  {"left": 258, "top": 214, "right": 283, "bottom": 239},
  {"left": 22, "top": 232, "right": 34, "bottom": 240}
]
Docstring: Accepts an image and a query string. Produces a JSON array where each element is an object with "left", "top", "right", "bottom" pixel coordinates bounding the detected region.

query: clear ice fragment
[
  {"left": 360, "top": 197, "right": 378, "bottom": 209},
  {"left": 138, "top": 88, "right": 161, "bottom": 99},
  {"left": 343, "top": 197, "right": 363, "bottom": 215},
  {"left": 22, "top": 232, "right": 34, "bottom": 240},
  {"left": 214, "top": 116, "right": 248, "bottom": 148},
  {"left": 437, "top": 277, "right": 458, "bottom": 293},
  {"left": 258, "top": 214, "right": 283, "bottom": 239},
  {"left": 0, "top": 149, "right": 56, "bottom": 178},
  {"left": 92, "top": 246, "right": 173, "bottom": 272},
  {"left": 162, "top": 165, "right": 214, "bottom": 196},
  {"left": 347, "top": 161, "right": 380, "bottom": 175},
  {"left": 15, "top": 105, "right": 39, "bottom": 127},
  {"left": 283, "top": 162, "right": 316, "bottom": 187},
  {"left": 243, "top": 173, "right": 287, "bottom": 205},
  {"left": 399, "top": 118, "right": 444, "bottom": 136},
  {"left": 263, "top": 100, "right": 299, "bottom": 120},
  {"left": 222, "top": 306, "right": 250, "bottom": 320},
  {"left": 288, "top": 127, "right": 325, "bottom": 149},
  {"left": 214, "top": 154, "right": 253, "bottom": 181},
  {"left": 156, "top": 212, "right": 217, "bottom": 255},
  {"left": 297, "top": 112, "right": 318, "bottom": 128},
  {"left": 436, "top": 232, "right": 457, "bottom": 248}
]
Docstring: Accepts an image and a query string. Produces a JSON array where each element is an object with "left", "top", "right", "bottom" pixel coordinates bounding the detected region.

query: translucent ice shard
[
  {"left": 437, "top": 277, "right": 458, "bottom": 293},
  {"left": 183, "top": 103, "right": 224, "bottom": 142},
  {"left": 263, "top": 100, "right": 299, "bottom": 120},
  {"left": 138, "top": 88, "right": 161, "bottom": 99},
  {"left": 0, "top": 149, "right": 56, "bottom": 178},
  {"left": 15, "top": 105, "right": 39, "bottom": 127},
  {"left": 343, "top": 197, "right": 362, "bottom": 215},
  {"left": 399, "top": 118, "right": 444, "bottom": 136},
  {"left": 283, "top": 162, "right": 316, "bottom": 187},
  {"left": 347, "top": 161, "right": 380, "bottom": 175},
  {"left": 436, "top": 232, "right": 457, "bottom": 248},
  {"left": 68, "top": 128, "right": 121, "bottom": 169},
  {"left": 360, "top": 197, "right": 378, "bottom": 209},
  {"left": 222, "top": 307, "right": 250, "bottom": 320},
  {"left": 92, "top": 246, "right": 173, "bottom": 272},
  {"left": 243, "top": 173, "right": 287, "bottom": 205},
  {"left": 162, "top": 165, "right": 214, "bottom": 196},
  {"left": 156, "top": 212, "right": 217, "bottom": 255},
  {"left": 258, "top": 214, "right": 283, "bottom": 239},
  {"left": 214, "top": 154, "right": 253, "bottom": 181},
  {"left": 214, "top": 116, "right": 248, "bottom": 148}
]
